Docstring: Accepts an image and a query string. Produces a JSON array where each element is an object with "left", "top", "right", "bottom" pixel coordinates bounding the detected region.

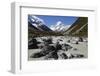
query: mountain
[
  {"left": 50, "top": 21, "right": 71, "bottom": 32},
  {"left": 28, "top": 15, "right": 52, "bottom": 31},
  {"left": 64, "top": 17, "right": 88, "bottom": 37},
  {"left": 28, "top": 21, "right": 40, "bottom": 31},
  {"left": 28, "top": 15, "right": 64, "bottom": 38}
]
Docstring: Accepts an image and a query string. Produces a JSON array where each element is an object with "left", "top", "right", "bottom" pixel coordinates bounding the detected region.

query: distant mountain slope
[{"left": 64, "top": 17, "right": 88, "bottom": 37}]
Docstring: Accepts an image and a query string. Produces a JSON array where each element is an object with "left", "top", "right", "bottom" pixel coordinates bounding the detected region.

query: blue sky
[{"left": 33, "top": 15, "right": 78, "bottom": 27}]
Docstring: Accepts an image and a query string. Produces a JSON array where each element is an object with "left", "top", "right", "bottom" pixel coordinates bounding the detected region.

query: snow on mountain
[
  {"left": 50, "top": 21, "right": 71, "bottom": 32},
  {"left": 28, "top": 15, "right": 45, "bottom": 27},
  {"left": 31, "top": 15, "right": 45, "bottom": 25},
  {"left": 28, "top": 15, "right": 52, "bottom": 31}
]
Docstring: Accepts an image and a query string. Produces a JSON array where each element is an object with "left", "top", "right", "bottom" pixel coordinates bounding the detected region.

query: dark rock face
[
  {"left": 62, "top": 44, "right": 68, "bottom": 51},
  {"left": 48, "top": 51, "right": 58, "bottom": 60},
  {"left": 30, "top": 52, "right": 45, "bottom": 58},
  {"left": 54, "top": 42, "right": 62, "bottom": 51},
  {"left": 58, "top": 39, "right": 63, "bottom": 41},
  {"left": 78, "top": 37, "right": 83, "bottom": 42},
  {"left": 67, "top": 40, "right": 70, "bottom": 43},
  {"left": 31, "top": 43, "right": 55, "bottom": 58},
  {"left": 75, "top": 41, "right": 79, "bottom": 44},
  {"left": 60, "top": 53, "right": 68, "bottom": 59},
  {"left": 68, "top": 54, "right": 75, "bottom": 59},
  {"left": 73, "top": 48, "right": 78, "bottom": 51},
  {"left": 43, "top": 38, "right": 53, "bottom": 44},
  {"left": 62, "top": 44, "right": 72, "bottom": 51},
  {"left": 74, "top": 54, "right": 84, "bottom": 58},
  {"left": 28, "top": 38, "right": 39, "bottom": 49}
]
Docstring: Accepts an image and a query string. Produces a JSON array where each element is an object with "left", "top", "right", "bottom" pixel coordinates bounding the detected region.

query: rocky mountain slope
[{"left": 64, "top": 17, "right": 88, "bottom": 37}]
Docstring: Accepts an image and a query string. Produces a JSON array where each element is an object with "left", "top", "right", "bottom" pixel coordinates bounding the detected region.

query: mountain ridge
[{"left": 64, "top": 17, "right": 88, "bottom": 37}]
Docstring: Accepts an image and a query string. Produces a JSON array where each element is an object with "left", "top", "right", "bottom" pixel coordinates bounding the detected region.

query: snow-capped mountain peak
[
  {"left": 29, "top": 15, "right": 45, "bottom": 26},
  {"left": 28, "top": 15, "right": 52, "bottom": 31},
  {"left": 56, "top": 21, "right": 62, "bottom": 26},
  {"left": 33, "top": 16, "right": 45, "bottom": 24},
  {"left": 50, "top": 21, "right": 71, "bottom": 32}
]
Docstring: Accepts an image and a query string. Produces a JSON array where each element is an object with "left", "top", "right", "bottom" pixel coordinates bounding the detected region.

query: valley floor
[{"left": 28, "top": 36, "right": 88, "bottom": 61}]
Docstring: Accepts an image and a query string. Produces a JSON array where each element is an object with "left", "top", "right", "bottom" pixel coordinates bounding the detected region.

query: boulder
[
  {"left": 60, "top": 53, "right": 68, "bottom": 59},
  {"left": 28, "top": 38, "right": 39, "bottom": 49}
]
